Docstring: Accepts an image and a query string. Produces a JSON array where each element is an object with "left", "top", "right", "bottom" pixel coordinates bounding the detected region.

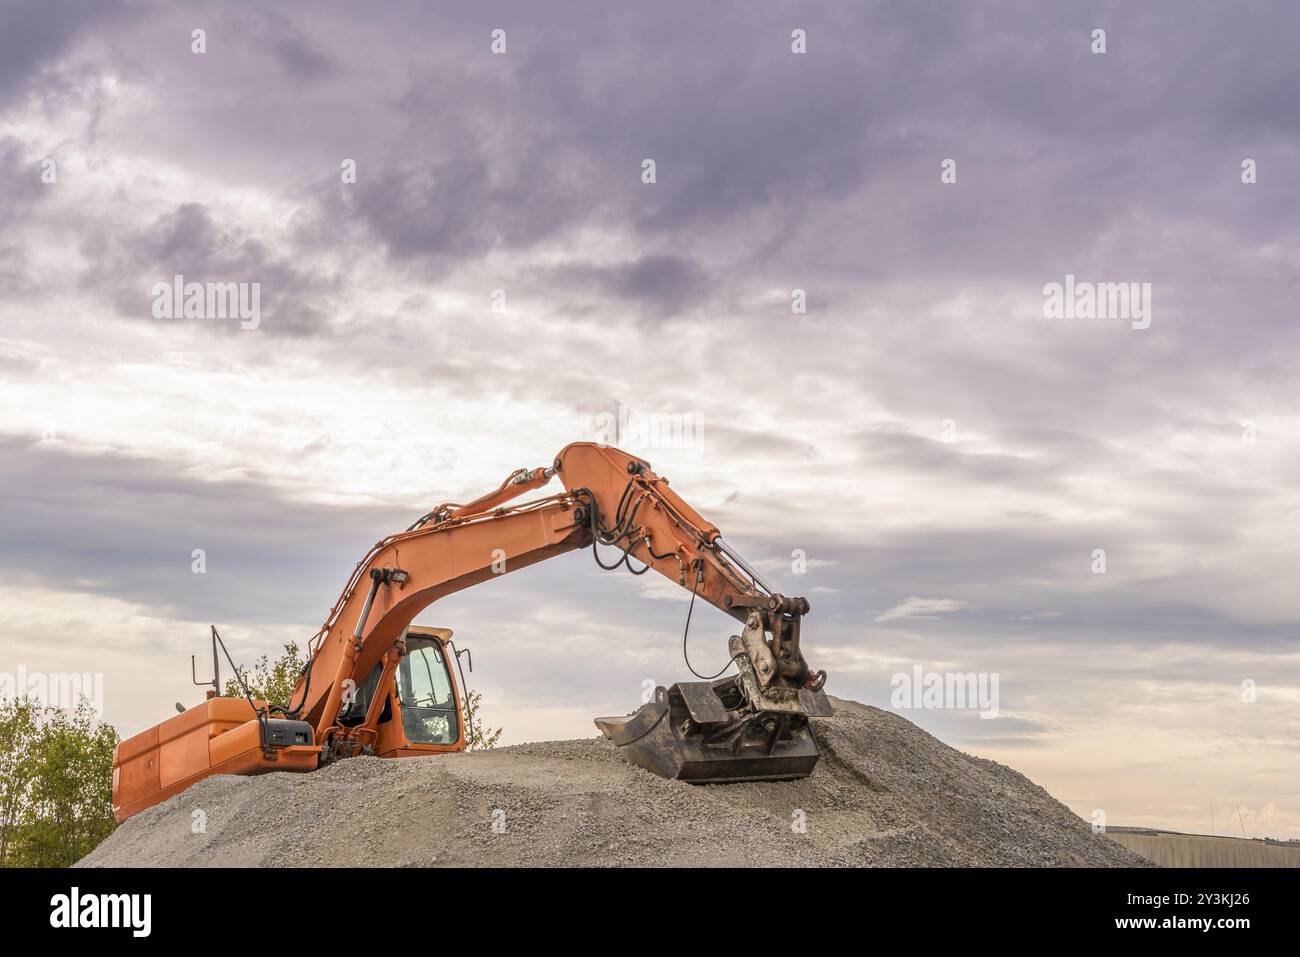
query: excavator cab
[
  {"left": 396, "top": 632, "right": 460, "bottom": 746},
  {"left": 337, "top": 625, "right": 466, "bottom": 756}
]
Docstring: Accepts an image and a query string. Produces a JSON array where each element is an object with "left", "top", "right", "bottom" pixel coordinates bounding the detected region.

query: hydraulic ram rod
[{"left": 713, "top": 536, "right": 778, "bottom": 596}]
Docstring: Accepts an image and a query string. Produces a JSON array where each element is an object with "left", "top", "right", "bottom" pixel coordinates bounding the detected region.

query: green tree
[
  {"left": 20, "top": 701, "right": 118, "bottom": 867},
  {"left": 463, "top": 689, "right": 502, "bottom": 750},
  {"left": 0, "top": 698, "right": 40, "bottom": 867},
  {"left": 0, "top": 697, "right": 118, "bottom": 867},
  {"left": 223, "top": 642, "right": 305, "bottom": 709}
]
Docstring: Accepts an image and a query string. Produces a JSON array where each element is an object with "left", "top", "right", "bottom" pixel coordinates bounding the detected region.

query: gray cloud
[
  {"left": 0, "top": 0, "right": 135, "bottom": 110},
  {"left": 80, "top": 202, "right": 338, "bottom": 336},
  {"left": 0, "top": 435, "right": 407, "bottom": 626},
  {"left": 0, "top": 135, "right": 48, "bottom": 295},
  {"left": 538, "top": 254, "right": 711, "bottom": 319},
  {"left": 262, "top": 16, "right": 338, "bottom": 80}
]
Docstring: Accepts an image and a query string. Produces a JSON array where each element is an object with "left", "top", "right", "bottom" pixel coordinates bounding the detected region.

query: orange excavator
[{"left": 112, "top": 442, "right": 832, "bottom": 822}]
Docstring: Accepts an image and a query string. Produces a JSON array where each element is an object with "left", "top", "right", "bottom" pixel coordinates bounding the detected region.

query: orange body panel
[{"left": 112, "top": 697, "right": 322, "bottom": 823}]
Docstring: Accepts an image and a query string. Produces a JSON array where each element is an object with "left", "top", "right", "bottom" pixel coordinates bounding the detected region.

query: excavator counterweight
[{"left": 112, "top": 442, "right": 831, "bottom": 822}]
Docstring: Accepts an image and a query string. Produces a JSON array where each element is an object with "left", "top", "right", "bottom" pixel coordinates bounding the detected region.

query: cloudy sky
[{"left": 2, "top": 1, "right": 1298, "bottom": 839}]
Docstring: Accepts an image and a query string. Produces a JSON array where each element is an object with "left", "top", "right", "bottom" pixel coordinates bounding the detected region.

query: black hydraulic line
[
  {"left": 680, "top": 560, "right": 744, "bottom": 681},
  {"left": 211, "top": 626, "right": 261, "bottom": 712},
  {"left": 591, "top": 538, "right": 631, "bottom": 570},
  {"left": 582, "top": 487, "right": 632, "bottom": 569},
  {"left": 281, "top": 654, "right": 313, "bottom": 719},
  {"left": 644, "top": 541, "right": 676, "bottom": 561},
  {"left": 623, "top": 546, "right": 653, "bottom": 575},
  {"left": 210, "top": 625, "right": 273, "bottom": 744},
  {"left": 611, "top": 479, "right": 636, "bottom": 531},
  {"left": 581, "top": 485, "right": 741, "bottom": 676}
]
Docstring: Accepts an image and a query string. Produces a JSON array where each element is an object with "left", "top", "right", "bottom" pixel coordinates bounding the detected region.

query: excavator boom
[{"left": 111, "top": 442, "right": 831, "bottom": 822}]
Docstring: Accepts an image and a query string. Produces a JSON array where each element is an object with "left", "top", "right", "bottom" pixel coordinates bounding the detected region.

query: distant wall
[{"left": 1108, "top": 830, "right": 1300, "bottom": 868}]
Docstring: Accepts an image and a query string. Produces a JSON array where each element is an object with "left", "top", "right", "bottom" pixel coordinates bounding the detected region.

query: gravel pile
[{"left": 79, "top": 697, "right": 1147, "bottom": 867}]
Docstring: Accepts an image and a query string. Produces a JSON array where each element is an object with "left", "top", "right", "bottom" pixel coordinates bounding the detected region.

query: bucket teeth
[{"left": 594, "top": 677, "right": 829, "bottom": 784}]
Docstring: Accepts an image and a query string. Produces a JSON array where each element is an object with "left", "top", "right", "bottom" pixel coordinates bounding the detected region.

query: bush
[
  {"left": 0, "top": 698, "right": 118, "bottom": 867},
  {"left": 223, "top": 642, "right": 305, "bottom": 708}
]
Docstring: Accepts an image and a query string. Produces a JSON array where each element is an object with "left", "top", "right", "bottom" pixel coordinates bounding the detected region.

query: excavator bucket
[{"left": 595, "top": 630, "right": 834, "bottom": 784}]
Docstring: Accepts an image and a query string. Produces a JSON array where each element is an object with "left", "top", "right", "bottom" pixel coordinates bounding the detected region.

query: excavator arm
[
  {"left": 291, "top": 441, "right": 830, "bottom": 780},
  {"left": 556, "top": 443, "right": 824, "bottom": 689},
  {"left": 110, "top": 442, "right": 832, "bottom": 822}
]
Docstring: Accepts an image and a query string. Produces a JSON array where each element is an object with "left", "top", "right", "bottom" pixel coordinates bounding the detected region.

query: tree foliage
[
  {"left": 223, "top": 642, "right": 305, "bottom": 709},
  {"left": 463, "top": 689, "right": 502, "bottom": 751},
  {"left": 0, "top": 698, "right": 118, "bottom": 867}
]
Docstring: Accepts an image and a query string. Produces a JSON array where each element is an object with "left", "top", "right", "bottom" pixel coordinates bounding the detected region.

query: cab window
[{"left": 397, "top": 638, "right": 459, "bottom": 745}]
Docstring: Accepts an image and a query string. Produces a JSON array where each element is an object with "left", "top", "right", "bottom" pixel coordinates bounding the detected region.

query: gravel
[{"left": 78, "top": 697, "right": 1148, "bottom": 867}]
